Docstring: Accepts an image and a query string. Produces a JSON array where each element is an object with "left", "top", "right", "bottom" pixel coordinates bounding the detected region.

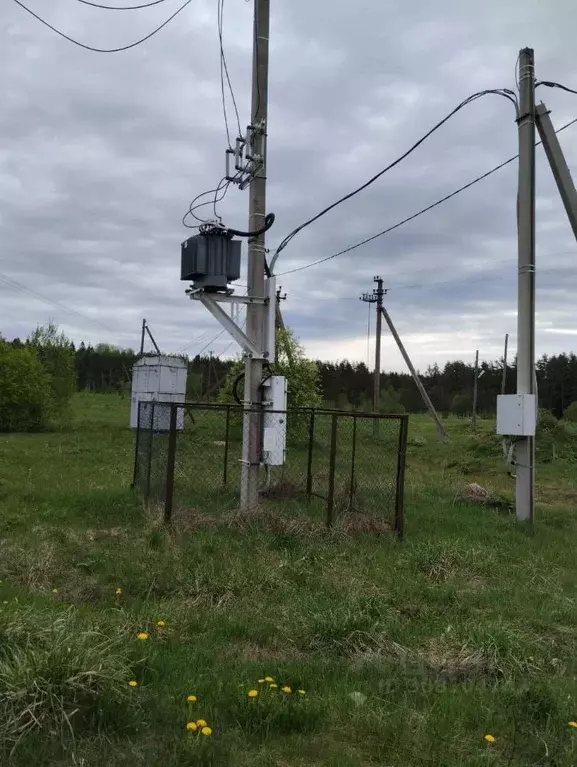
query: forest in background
[{"left": 6, "top": 334, "right": 577, "bottom": 419}]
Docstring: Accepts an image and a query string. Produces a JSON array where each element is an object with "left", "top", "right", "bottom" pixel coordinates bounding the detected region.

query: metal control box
[
  {"left": 496, "top": 394, "right": 537, "bottom": 436},
  {"left": 261, "top": 375, "right": 287, "bottom": 466},
  {"left": 130, "top": 355, "right": 187, "bottom": 431}
]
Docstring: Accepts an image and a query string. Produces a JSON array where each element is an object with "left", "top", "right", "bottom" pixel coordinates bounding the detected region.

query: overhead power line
[
  {"left": 0, "top": 271, "right": 117, "bottom": 334},
  {"left": 217, "top": 0, "right": 242, "bottom": 149},
  {"left": 271, "top": 88, "right": 518, "bottom": 265},
  {"left": 276, "top": 115, "right": 577, "bottom": 278},
  {"left": 12, "top": 0, "right": 193, "bottom": 53},
  {"left": 537, "top": 80, "right": 577, "bottom": 97},
  {"left": 76, "top": 0, "right": 170, "bottom": 9}
]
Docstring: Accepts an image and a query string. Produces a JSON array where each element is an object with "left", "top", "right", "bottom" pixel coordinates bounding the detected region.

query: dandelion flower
[
  {"left": 136, "top": 632, "right": 149, "bottom": 641},
  {"left": 269, "top": 683, "right": 278, "bottom": 689},
  {"left": 248, "top": 689, "right": 259, "bottom": 698},
  {"left": 196, "top": 719, "right": 207, "bottom": 728},
  {"left": 52, "top": 588, "right": 58, "bottom": 594},
  {"left": 484, "top": 734, "right": 496, "bottom": 743},
  {"left": 297, "top": 689, "right": 306, "bottom": 695},
  {"left": 156, "top": 620, "right": 166, "bottom": 627},
  {"left": 186, "top": 695, "right": 197, "bottom": 703},
  {"left": 264, "top": 676, "right": 274, "bottom": 682},
  {"left": 569, "top": 721, "right": 577, "bottom": 728},
  {"left": 201, "top": 726, "right": 212, "bottom": 736},
  {"left": 257, "top": 678, "right": 265, "bottom": 683},
  {"left": 281, "top": 686, "right": 292, "bottom": 694},
  {"left": 128, "top": 680, "right": 138, "bottom": 688},
  {"left": 186, "top": 722, "right": 197, "bottom": 732},
  {"left": 115, "top": 587, "right": 122, "bottom": 596}
]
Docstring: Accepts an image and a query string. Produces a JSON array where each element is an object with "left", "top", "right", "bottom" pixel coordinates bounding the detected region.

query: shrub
[
  {"left": 563, "top": 401, "right": 577, "bottom": 423},
  {"left": 0, "top": 341, "right": 53, "bottom": 432},
  {"left": 28, "top": 323, "right": 76, "bottom": 424}
]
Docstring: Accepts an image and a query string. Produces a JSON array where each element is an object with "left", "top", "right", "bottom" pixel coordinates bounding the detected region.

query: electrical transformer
[{"left": 181, "top": 231, "right": 241, "bottom": 292}]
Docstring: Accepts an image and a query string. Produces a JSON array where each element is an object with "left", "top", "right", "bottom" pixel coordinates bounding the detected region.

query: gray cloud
[{"left": 1, "top": 0, "right": 577, "bottom": 370}]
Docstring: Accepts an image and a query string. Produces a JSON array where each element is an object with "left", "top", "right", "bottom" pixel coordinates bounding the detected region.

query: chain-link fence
[{"left": 133, "top": 402, "right": 408, "bottom": 537}]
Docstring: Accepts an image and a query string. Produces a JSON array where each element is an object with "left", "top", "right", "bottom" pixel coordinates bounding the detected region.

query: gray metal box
[
  {"left": 181, "top": 234, "right": 241, "bottom": 291},
  {"left": 496, "top": 394, "right": 537, "bottom": 436}
]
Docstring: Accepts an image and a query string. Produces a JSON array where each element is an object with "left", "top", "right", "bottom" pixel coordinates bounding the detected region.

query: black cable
[
  {"left": 277, "top": 114, "right": 577, "bottom": 278},
  {"left": 232, "top": 372, "right": 244, "bottom": 405},
  {"left": 13, "top": 0, "right": 193, "bottom": 53},
  {"left": 76, "top": 0, "right": 169, "bottom": 9},
  {"left": 536, "top": 80, "right": 577, "bottom": 96},
  {"left": 227, "top": 212, "right": 275, "bottom": 238},
  {"left": 182, "top": 177, "right": 231, "bottom": 228},
  {"left": 218, "top": 0, "right": 242, "bottom": 146},
  {"left": 273, "top": 89, "right": 517, "bottom": 260}
]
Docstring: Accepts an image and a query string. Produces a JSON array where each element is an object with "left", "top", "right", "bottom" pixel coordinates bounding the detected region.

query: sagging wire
[{"left": 270, "top": 88, "right": 518, "bottom": 270}]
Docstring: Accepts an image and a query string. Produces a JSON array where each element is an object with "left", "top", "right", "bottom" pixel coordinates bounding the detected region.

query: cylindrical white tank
[{"left": 130, "top": 355, "right": 187, "bottom": 431}]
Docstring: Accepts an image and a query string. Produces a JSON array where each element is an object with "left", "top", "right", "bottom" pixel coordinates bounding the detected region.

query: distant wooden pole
[
  {"left": 501, "top": 333, "right": 509, "bottom": 395},
  {"left": 472, "top": 349, "right": 479, "bottom": 429}
]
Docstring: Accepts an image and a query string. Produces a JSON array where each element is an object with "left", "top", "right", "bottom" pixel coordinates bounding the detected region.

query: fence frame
[{"left": 134, "top": 402, "right": 409, "bottom": 538}]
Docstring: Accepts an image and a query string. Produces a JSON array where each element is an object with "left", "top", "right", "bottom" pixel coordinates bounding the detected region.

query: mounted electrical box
[
  {"left": 181, "top": 231, "right": 241, "bottom": 292},
  {"left": 130, "top": 355, "right": 187, "bottom": 431},
  {"left": 262, "top": 375, "right": 287, "bottom": 466},
  {"left": 496, "top": 394, "right": 537, "bottom": 436}
]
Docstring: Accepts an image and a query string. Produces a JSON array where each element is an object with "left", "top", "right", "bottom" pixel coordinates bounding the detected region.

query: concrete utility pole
[
  {"left": 360, "top": 277, "right": 386, "bottom": 436},
  {"left": 139, "top": 318, "right": 146, "bottom": 356},
  {"left": 501, "top": 333, "right": 509, "bottom": 396},
  {"left": 515, "top": 47, "right": 536, "bottom": 523},
  {"left": 380, "top": 305, "right": 450, "bottom": 442},
  {"left": 240, "top": 0, "right": 270, "bottom": 510},
  {"left": 472, "top": 349, "right": 479, "bottom": 429}
]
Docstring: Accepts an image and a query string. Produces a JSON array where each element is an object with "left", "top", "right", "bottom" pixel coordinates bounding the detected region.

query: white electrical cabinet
[
  {"left": 130, "top": 355, "right": 187, "bottom": 431},
  {"left": 262, "top": 375, "right": 287, "bottom": 466},
  {"left": 496, "top": 394, "right": 537, "bottom": 436}
]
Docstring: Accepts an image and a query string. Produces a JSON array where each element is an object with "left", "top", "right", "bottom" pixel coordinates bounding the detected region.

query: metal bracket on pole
[
  {"left": 535, "top": 102, "right": 577, "bottom": 242},
  {"left": 264, "top": 275, "right": 276, "bottom": 363},
  {"left": 197, "top": 293, "right": 265, "bottom": 359}
]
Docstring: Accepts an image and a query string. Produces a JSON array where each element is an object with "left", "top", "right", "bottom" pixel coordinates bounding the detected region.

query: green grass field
[{"left": 1, "top": 393, "right": 577, "bottom": 765}]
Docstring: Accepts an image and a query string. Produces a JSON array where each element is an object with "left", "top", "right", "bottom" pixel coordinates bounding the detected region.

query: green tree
[
  {"left": 451, "top": 393, "right": 471, "bottom": 417},
  {"left": 563, "top": 401, "right": 577, "bottom": 422},
  {"left": 380, "top": 385, "right": 405, "bottom": 414},
  {"left": 218, "top": 327, "right": 322, "bottom": 409},
  {"left": 29, "top": 323, "right": 76, "bottom": 422},
  {"left": 0, "top": 341, "right": 54, "bottom": 431}
]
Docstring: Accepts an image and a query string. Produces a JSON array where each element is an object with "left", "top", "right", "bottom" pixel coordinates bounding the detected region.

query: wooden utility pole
[
  {"left": 240, "top": 0, "right": 270, "bottom": 510},
  {"left": 501, "top": 333, "right": 509, "bottom": 395},
  {"left": 360, "top": 277, "right": 386, "bottom": 436},
  {"left": 472, "top": 349, "right": 479, "bottom": 428}
]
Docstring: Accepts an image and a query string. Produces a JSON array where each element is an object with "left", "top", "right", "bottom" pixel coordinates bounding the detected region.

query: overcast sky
[{"left": 2, "top": 0, "right": 577, "bottom": 372}]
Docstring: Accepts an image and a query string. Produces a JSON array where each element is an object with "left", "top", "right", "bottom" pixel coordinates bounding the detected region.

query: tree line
[{"left": 4, "top": 331, "right": 577, "bottom": 419}]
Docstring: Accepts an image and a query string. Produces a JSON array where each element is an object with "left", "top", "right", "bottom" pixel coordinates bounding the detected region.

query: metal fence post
[
  {"left": 394, "top": 415, "right": 409, "bottom": 541},
  {"left": 306, "top": 408, "right": 316, "bottom": 501},
  {"left": 326, "top": 413, "right": 338, "bottom": 528},
  {"left": 164, "top": 404, "right": 178, "bottom": 523},
  {"left": 145, "top": 402, "right": 155, "bottom": 501},
  {"left": 348, "top": 414, "right": 358, "bottom": 512},
  {"left": 223, "top": 405, "right": 231, "bottom": 486},
  {"left": 131, "top": 400, "right": 142, "bottom": 489}
]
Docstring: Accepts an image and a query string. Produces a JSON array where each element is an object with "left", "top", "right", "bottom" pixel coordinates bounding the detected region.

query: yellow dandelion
[
  {"left": 248, "top": 689, "right": 259, "bottom": 698},
  {"left": 156, "top": 620, "right": 166, "bottom": 627},
  {"left": 569, "top": 721, "right": 577, "bottom": 728},
  {"left": 186, "top": 695, "right": 197, "bottom": 703},
  {"left": 186, "top": 721, "right": 197, "bottom": 732},
  {"left": 128, "top": 680, "right": 138, "bottom": 688},
  {"left": 281, "top": 685, "right": 292, "bottom": 694},
  {"left": 264, "top": 676, "right": 274, "bottom": 682},
  {"left": 196, "top": 719, "right": 207, "bottom": 728},
  {"left": 136, "top": 632, "right": 149, "bottom": 641},
  {"left": 201, "top": 726, "right": 212, "bottom": 736},
  {"left": 484, "top": 734, "right": 496, "bottom": 743},
  {"left": 269, "top": 683, "right": 278, "bottom": 689},
  {"left": 52, "top": 588, "right": 58, "bottom": 594},
  {"left": 297, "top": 689, "right": 306, "bottom": 695},
  {"left": 115, "top": 587, "right": 122, "bottom": 596},
  {"left": 257, "top": 678, "right": 265, "bottom": 683}
]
